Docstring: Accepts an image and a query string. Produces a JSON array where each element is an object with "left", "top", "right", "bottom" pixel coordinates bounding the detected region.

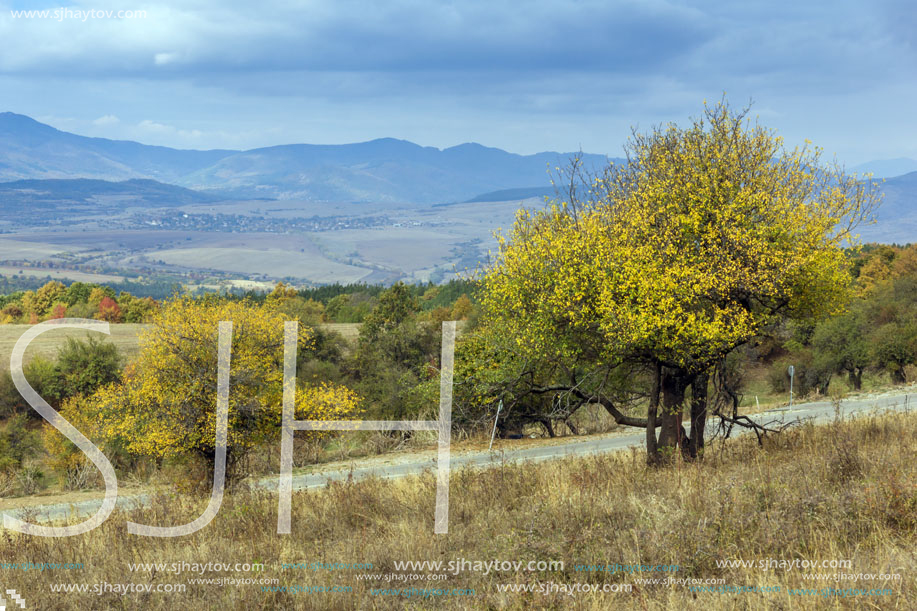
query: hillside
[
  {"left": 0, "top": 113, "right": 233, "bottom": 183},
  {"left": 0, "top": 113, "right": 613, "bottom": 204},
  {"left": 0, "top": 178, "right": 222, "bottom": 207},
  {"left": 860, "top": 171, "right": 917, "bottom": 243},
  {"left": 181, "top": 141, "right": 613, "bottom": 203}
]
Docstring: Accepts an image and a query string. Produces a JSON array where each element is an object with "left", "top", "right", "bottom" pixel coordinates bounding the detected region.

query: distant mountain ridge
[
  {"left": 0, "top": 113, "right": 234, "bottom": 183},
  {"left": 1, "top": 112, "right": 915, "bottom": 240},
  {"left": 0, "top": 177, "right": 222, "bottom": 206},
  {"left": 852, "top": 158, "right": 917, "bottom": 179},
  {"left": 464, "top": 186, "right": 556, "bottom": 203},
  {"left": 0, "top": 112, "right": 614, "bottom": 204}
]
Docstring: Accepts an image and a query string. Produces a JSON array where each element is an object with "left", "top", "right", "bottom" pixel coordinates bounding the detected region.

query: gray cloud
[
  {"left": 1, "top": 1, "right": 713, "bottom": 75},
  {"left": 0, "top": 0, "right": 914, "bottom": 163}
]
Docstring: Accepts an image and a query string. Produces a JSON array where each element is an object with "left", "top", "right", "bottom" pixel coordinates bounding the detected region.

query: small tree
[
  {"left": 812, "top": 309, "right": 871, "bottom": 389},
  {"left": 0, "top": 357, "right": 58, "bottom": 418},
  {"left": 96, "top": 296, "right": 122, "bottom": 323},
  {"left": 117, "top": 292, "right": 159, "bottom": 323},
  {"left": 350, "top": 283, "right": 439, "bottom": 420},
  {"left": 22, "top": 281, "right": 66, "bottom": 318},
  {"left": 870, "top": 323, "right": 917, "bottom": 384},
  {"left": 73, "top": 298, "right": 360, "bottom": 480},
  {"left": 359, "top": 282, "right": 420, "bottom": 342}
]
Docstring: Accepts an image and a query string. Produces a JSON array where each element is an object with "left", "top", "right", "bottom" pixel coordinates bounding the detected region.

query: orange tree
[{"left": 473, "top": 100, "right": 881, "bottom": 463}]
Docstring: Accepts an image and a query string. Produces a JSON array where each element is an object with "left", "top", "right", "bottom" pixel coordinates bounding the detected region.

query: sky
[{"left": 0, "top": 0, "right": 914, "bottom": 165}]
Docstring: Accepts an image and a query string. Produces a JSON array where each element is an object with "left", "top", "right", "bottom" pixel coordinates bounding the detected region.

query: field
[
  {"left": 0, "top": 198, "right": 530, "bottom": 285},
  {"left": 0, "top": 324, "right": 148, "bottom": 366},
  {"left": 0, "top": 409, "right": 913, "bottom": 609},
  {"left": 0, "top": 323, "right": 363, "bottom": 369},
  {"left": 0, "top": 238, "right": 89, "bottom": 261},
  {"left": 0, "top": 266, "right": 125, "bottom": 284},
  {"left": 149, "top": 246, "right": 369, "bottom": 283}
]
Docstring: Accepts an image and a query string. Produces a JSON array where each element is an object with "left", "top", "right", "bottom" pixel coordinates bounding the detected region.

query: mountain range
[
  {"left": 0, "top": 112, "right": 915, "bottom": 243},
  {"left": 0, "top": 112, "right": 611, "bottom": 204}
]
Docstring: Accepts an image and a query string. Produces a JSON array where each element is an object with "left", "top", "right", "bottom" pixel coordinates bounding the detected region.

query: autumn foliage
[
  {"left": 58, "top": 297, "right": 360, "bottom": 478},
  {"left": 475, "top": 100, "right": 881, "bottom": 462},
  {"left": 96, "top": 296, "right": 122, "bottom": 323}
]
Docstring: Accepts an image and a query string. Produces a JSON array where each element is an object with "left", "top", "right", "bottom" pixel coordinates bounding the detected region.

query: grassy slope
[
  {"left": 0, "top": 323, "right": 361, "bottom": 367},
  {"left": 1, "top": 411, "right": 913, "bottom": 610},
  {"left": 0, "top": 324, "right": 148, "bottom": 366}
]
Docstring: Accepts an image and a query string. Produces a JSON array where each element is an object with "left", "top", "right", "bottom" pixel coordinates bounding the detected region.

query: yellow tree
[
  {"left": 20, "top": 281, "right": 66, "bottom": 319},
  {"left": 62, "top": 297, "right": 359, "bottom": 479},
  {"left": 482, "top": 100, "right": 880, "bottom": 463}
]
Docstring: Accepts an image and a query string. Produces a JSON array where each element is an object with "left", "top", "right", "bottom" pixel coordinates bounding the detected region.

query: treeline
[
  {"left": 0, "top": 277, "right": 480, "bottom": 326},
  {"left": 0, "top": 281, "right": 158, "bottom": 324},
  {"left": 223, "top": 278, "right": 479, "bottom": 323},
  {"left": 769, "top": 243, "right": 917, "bottom": 394},
  {"left": 254, "top": 280, "right": 476, "bottom": 419},
  {"left": 1, "top": 243, "right": 914, "bottom": 494},
  {"left": 0, "top": 273, "right": 182, "bottom": 300}
]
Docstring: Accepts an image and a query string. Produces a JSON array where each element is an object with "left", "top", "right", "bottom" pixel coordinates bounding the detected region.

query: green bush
[
  {"left": 768, "top": 351, "right": 833, "bottom": 398},
  {"left": 0, "top": 414, "right": 41, "bottom": 467},
  {"left": 49, "top": 335, "right": 123, "bottom": 402},
  {"left": 0, "top": 356, "right": 58, "bottom": 418}
]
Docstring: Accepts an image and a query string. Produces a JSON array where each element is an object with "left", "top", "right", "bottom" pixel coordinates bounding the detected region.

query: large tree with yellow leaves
[{"left": 480, "top": 101, "right": 881, "bottom": 463}]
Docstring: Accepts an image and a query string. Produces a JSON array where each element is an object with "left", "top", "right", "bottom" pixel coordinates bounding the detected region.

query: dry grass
[
  {"left": 0, "top": 324, "right": 148, "bottom": 367},
  {"left": 0, "top": 410, "right": 913, "bottom": 609}
]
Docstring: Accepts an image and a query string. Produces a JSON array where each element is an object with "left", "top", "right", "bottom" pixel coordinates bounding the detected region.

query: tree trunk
[
  {"left": 687, "top": 371, "right": 708, "bottom": 460},
  {"left": 646, "top": 362, "right": 660, "bottom": 465},
  {"left": 848, "top": 368, "right": 862, "bottom": 391},
  {"left": 541, "top": 419, "right": 556, "bottom": 438},
  {"left": 657, "top": 368, "right": 688, "bottom": 463},
  {"left": 818, "top": 374, "right": 832, "bottom": 396},
  {"left": 564, "top": 418, "right": 580, "bottom": 436}
]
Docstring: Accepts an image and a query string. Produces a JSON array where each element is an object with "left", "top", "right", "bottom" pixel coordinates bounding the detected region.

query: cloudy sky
[{"left": 0, "top": 0, "right": 914, "bottom": 164}]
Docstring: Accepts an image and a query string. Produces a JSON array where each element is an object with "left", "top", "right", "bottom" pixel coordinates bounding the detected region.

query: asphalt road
[{"left": 5, "top": 388, "right": 914, "bottom": 524}]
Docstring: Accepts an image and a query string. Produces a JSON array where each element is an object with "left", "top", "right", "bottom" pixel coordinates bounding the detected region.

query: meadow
[
  {"left": 0, "top": 324, "right": 148, "bottom": 365},
  {"left": 0, "top": 267, "right": 125, "bottom": 285},
  {"left": 0, "top": 409, "right": 912, "bottom": 609}
]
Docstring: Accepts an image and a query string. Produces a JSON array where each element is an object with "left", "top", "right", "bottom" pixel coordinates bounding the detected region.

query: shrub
[
  {"left": 0, "top": 357, "right": 58, "bottom": 418},
  {"left": 50, "top": 335, "right": 123, "bottom": 403},
  {"left": 768, "top": 351, "right": 833, "bottom": 398}
]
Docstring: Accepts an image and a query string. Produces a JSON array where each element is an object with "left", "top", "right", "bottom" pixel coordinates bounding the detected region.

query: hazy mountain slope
[
  {"left": 3, "top": 112, "right": 914, "bottom": 217},
  {"left": 0, "top": 178, "right": 221, "bottom": 214},
  {"left": 845, "top": 171, "right": 917, "bottom": 243},
  {"left": 852, "top": 158, "right": 917, "bottom": 179},
  {"left": 0, "top": 113, "right": 235, "bottom": 183},
  {"left": 178, "top": 140, "right": 613, "bottom": 203},
  {"left": 465, "top": 186, "right": 555, "bottom": 203},
  {"left": 0, "top": 113, "right": 614, "bottom": 203}
]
